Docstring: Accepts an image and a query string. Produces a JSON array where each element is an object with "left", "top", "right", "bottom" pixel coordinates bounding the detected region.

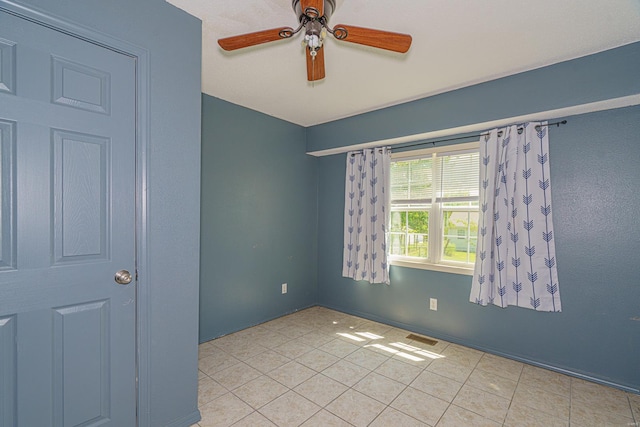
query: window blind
[
  {"left": 437, "top": 150, "right": 479, "bottom": 203},
  {"left": 391, "top": 150, "right": 479, "bottom": 205}
]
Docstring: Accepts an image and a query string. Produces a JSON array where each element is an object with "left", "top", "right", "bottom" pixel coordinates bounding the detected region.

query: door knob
[{"left": 115, "top": 270, "right": 133, "bottom": 285}]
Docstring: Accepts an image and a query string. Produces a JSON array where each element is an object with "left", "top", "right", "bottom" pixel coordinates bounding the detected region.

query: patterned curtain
[
  {"left": 470, "top": 122, "right": 561, "bottom": 311},
  {"left": 342, "top": 148, "right": 391, "bottom": 284}
]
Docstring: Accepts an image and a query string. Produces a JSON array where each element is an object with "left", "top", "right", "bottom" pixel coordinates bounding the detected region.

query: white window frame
[{"left": 389, "top": 141, "right": 479, "bottom": 276}]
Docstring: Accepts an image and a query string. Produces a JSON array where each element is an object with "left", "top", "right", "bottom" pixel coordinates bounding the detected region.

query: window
[{"left": 389, "top": 142, "right": 479, "bottom": 274}]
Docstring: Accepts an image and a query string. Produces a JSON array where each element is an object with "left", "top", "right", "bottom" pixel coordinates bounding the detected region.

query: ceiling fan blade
[
  {"left": 300, "top": 0, "right": 324, "bottom": 18},
  {"left": 306, "top": 48, "right": 325, "bottom": 81},
  {"left": 218, "top": 27, "right": 294, "bottom": 51},
  {"left": 332, "top": 24, "right": 412, "bottom": 53}
]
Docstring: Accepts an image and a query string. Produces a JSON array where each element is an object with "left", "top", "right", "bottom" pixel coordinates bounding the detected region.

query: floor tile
[
  {"left": 629, "top": 392, "right": 640, "bottom": 421},
  {"left": 231, "top": 411, "right": 277, "bottom": 427},
  {"left": 261, "top": 316, "right": 296, "bottom": 331},
  {"left": 240, "top": 325, "right": 273, "bottom": 340},
  {"left": 322, "top": 359, "right": 371, "bottom": 387},
  {"left": 198, "top": 341, "right": 218, "bottom": 359},
  {"left": 318, "top": 338, "right": 360, "bottom": 358},
  {"left": 353, "top": 372, "right": 406, "bottom": 404},
  {"left": 504, "top": 403, "right": 568, "bottom": 427},
  {"left": 211, "top": 332, "right": 248, "bottom": 350},
  {"left": 344, "top": 347, "right": 389, "bottom": 370},
  {"left": 475, "top": 353, "right": 523, "bottom": 382},
  {"left": 280, "top": 324, "right": 315, "bottom": 338},
  {"left": 511, "top": 382, "right": 570, "bottom": 420},
  {"left": 252, "top": 331, "right": 292, "bottom": 349},
  {"left": 436, "top": 404, "right": 501, "bottom": 427},
  {"left": 361, "top": 341, "right": 400, "bottom": 357},
  {"left": 299, "top": 409, "right": 352, "bottom": 426},
  {"left": 390, "top": 386, "right": 449, "bottom": 426},
  {"left": 297, "top": 330, "right": 335, "bottom": 348},
  {"left": 410, "top": 370, "right": 463, "bottom": 403},
  {"left": 379, "top": 327, "right": 419, "bottom": 344},
  {"left": 198, "top": 376, "right": 228, "bottom": 406},
  {"left": 199, "top": 393, "right": 253, "bottom": 427},
  {"left": 374, "top": 358, "right": 423, "bottom": 385},
  {"left": 390, "top": 349, "right": 434, "bottom": 369},
  {"left": 296, "top": 348, "right": 340, "bottom": 372},
  {"left": 570, "top": 381, "right": 635, "bottom": 426},
  {"left": 425, "top": 358, "right": 474, "bottom": 383},
  {"left": 571, "top": 378, "right": 634, "bottom": 418},
  {"left": 354, "top": 319, "right": 394, "bottom": 336},
  {"left": 273, "top": 339, "right": 315, "bottom": 359},
  {"left": 244, "top": 349, "right": 291, "bottom": 374},
  {"left": 519, "top": 364, "right": 571, "bottom": 396},
  {"left": 267, "top": 361, "right": 316, "bottom": 388},
  {"left": 325, "top": 389, "right": 386, "bottom": 427},
  {"left": 211, "top": 362, "right": 262, "bottom": 391},
  {"left": 259, "top": 391, "right": 320, "bottom": 427},
  {"left": 335, "top": 330, "right": 374, "bottom": 346},
  {"left": 409, "top": 337, "right": 450, "bottom": 355},
  {"left": 369, "top": 407, "right": 428, "bottom": 427},
  {"left": 199, "top": 351, "right": 241, "bottom": 376},
  {"left": 570, "top": 402, "right": 635, "bottom": 427},
  {"left": 441, "top": 343, "right": 484, "bottom": 367},
  {"left": 451, "top": 384, "right": 510, "bottom": 423},
  {"left": 225, "top": 342, "right": 269, "bottom": 361},
  {"left": 465, "top": 368, "right": 518, "bottom": 400},
  {"left": 294, "top": 374, "right": 348, "bottom": 407},
  {"left": 232, "top": 375, "right": 288, "bottom": 409}
]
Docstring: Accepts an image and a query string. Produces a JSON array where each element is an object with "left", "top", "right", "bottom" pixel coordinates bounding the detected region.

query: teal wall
[
  {"left": 199, "top": 95, "right": 318, "bottom": 342},
  {"left": 11, "top": 1, "right": 203, "bottom": 425},
  {"left": 316, "top": 106, "right": 640, "bottom": 392}
]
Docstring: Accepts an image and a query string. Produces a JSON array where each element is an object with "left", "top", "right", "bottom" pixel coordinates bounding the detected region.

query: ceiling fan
[{"left": 218, "top": 0, "right": 412, "bottom": 81}]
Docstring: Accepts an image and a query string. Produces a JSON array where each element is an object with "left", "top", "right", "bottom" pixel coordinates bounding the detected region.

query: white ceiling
[{"left": 166, "top": 0, "right": 640, "bottom": 127}]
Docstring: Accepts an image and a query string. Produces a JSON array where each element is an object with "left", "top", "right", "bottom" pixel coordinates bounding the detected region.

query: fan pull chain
[{"left": 311, "top": 48, "right": 315, "bottom": 83}]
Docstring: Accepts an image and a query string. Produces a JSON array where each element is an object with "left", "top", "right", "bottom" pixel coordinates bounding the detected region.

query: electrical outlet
[
  {"left": 429, "top": 298, "right": 437, "bottom": 311},
  {"left": 281, "top": 283, "right": 287, "bottom": 294}
]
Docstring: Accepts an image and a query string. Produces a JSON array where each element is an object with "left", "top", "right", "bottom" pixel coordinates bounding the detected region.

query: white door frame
[{"left": 0, "top": 2, "right": 152, "bottom": 425}]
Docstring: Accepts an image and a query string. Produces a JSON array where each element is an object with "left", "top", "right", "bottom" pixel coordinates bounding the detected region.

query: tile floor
[{"left": 193, "top": 306, "right": 640, "bottom": 427}]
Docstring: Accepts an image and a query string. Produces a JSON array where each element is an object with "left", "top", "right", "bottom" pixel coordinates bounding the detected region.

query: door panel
[
  {"left": 0, "top": 119, "right": 15, "bottom": 270},
  {"left": 0, "top": 315, "right": 16, "bottom": 426},
  {"left": 0, "top": 10, "right": 136, "bottom": 427},
  {"left": 0, "top": 38, "right": 15, "bottom": 95},
  {"left": 53, "top": 301, "right": 110, "bottom": 426},
  {"left": 52, "top": 129, "right": 110, "bottom": 264}
]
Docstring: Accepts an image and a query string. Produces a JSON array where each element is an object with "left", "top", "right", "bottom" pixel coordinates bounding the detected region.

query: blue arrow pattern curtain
[
  {"left": 470, "top": 122, "right": 561, "bottom": 311},
  {"left": 343, "top": 148, "right": 391, "bottom": 284}
]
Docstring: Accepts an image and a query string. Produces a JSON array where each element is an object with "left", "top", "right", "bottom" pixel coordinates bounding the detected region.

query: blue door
[{"left": 0, "top": 10, "right": 136, "bottom": 426}]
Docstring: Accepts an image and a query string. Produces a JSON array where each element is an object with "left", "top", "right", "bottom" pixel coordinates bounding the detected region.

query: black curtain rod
[
  {"left": 397, "top": 120, "right": 567, "bottom": 152},
  {"left": 349, "top": 120, "right": 567, "bottom": 155},
  {"left": 395, "top": 120, "right": 567, "bottom": 152}
]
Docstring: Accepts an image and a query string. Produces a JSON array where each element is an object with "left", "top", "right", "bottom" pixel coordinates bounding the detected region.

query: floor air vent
[{"left": 406, "top": 333, "right": 438, "bottom": 346}]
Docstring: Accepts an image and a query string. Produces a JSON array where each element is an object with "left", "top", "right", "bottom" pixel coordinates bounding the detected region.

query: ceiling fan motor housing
[{"left": 292, "top": 0, "right": 336, "bottom": 22}]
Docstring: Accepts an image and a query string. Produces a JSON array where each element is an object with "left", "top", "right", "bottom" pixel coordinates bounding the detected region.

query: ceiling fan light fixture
[{"left": 303, "top": 19, "right": 325, "bottom": 55}]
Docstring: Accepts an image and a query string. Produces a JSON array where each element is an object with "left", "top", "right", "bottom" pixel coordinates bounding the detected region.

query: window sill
[{"left": 390, "top": 259, "right": 474, "bottom": 276}]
